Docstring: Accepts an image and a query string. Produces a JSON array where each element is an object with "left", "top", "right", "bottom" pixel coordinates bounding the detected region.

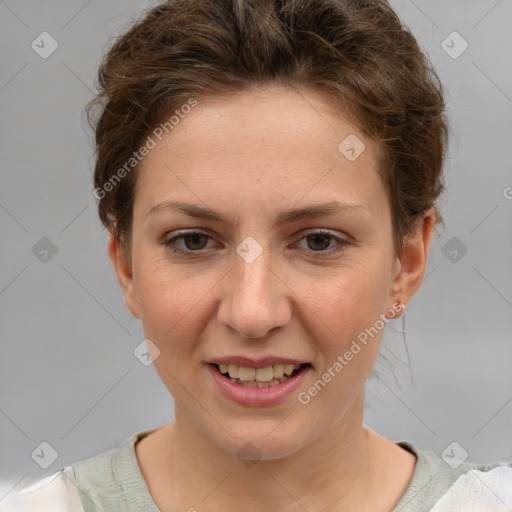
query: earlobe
[
  {"left": 107, "top": 234, "right": 141, "bottom": 319},
  {"left": 389, "top": 207, "right": 436, "bottom": 309}
]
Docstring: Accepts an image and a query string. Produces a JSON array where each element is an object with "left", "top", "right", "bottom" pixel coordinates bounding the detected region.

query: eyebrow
[{"left": 147, "top": 200, "right": 369, "bottom": 228}]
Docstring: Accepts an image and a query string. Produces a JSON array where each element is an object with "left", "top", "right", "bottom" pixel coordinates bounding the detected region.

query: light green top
[{"left": 69, "top": 429, "right": 510, "bottom": 512}]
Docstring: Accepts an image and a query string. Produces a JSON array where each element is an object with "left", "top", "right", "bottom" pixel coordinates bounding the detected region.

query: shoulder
[
  {"left": 70, "top": 443, "right": 122, "bottom": 511},
  {"left": 429, "top": 463, "right": 512, "bottom": 511},
  {"left": 10, "top": 430, "right": 155, "bottom": 512},
  {"left": 393, "top": 441, "right": 512, "bottom": 512},
  {"left": 7, "top": 466, "right": 84, "bottom": 512}
]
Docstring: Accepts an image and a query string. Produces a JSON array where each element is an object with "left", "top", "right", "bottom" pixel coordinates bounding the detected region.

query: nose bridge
[
  {"left": 219, "top": 236, "right": 291, "bottom": 338},
  {"left": 236, "top": 240, "right": 274, "bottom": 303}
]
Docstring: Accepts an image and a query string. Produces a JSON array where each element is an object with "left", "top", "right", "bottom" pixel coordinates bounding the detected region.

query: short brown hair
[{"left": 86, "top": 0, "right": 449, "bottom": 259}]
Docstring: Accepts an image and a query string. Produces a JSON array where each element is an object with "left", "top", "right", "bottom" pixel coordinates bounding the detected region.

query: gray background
[{"left": 1, "top": 0, "right": 511, "bottom": 507}]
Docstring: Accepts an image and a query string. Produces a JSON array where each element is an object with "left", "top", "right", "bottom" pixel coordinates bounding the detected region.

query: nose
[{"left": 217, "top": 243, "right": 292, "bottom": 339}]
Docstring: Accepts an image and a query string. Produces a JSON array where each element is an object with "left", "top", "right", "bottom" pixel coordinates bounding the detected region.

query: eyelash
[{"left": 162, "top": 230, "right": 351, "bottom": 257}]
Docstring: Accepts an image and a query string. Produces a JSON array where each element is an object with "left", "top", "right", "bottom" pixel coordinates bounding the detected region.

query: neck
[{"left": 163, "top": 393, "right": 381, "bottom": 511}]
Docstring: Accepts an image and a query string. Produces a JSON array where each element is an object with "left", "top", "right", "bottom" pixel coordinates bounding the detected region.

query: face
[{"left": 109, "top": 85, "right": 433, "bottom": 461}]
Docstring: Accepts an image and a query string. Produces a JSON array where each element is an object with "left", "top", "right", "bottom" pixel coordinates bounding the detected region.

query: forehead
[{"left": 135, "top": 85, "right": 386, "bottom": 219}]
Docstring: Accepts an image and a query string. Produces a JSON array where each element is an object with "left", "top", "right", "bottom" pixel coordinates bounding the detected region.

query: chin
[{"left": 210, "top": 419, "right": 313, "bottom": 463}]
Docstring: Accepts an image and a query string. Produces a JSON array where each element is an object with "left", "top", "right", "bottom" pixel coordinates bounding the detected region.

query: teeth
[
  {"left": 273, "top": 364, "right": 284, "bottom": 378},
  {"left": 227, "top": 364, "right": 239, "bottom": 378},
  {"left": 284, "top": 364, "right": 295, "bottom": 376},
  {"left": 238, "top": 367, "right": 256, "bottom": 381},
  {"left": 216, "top": 362, "right": 306, "bottom": 384},
  {"left": 255, "top": 366, "right": 274, "bottom": 382}
]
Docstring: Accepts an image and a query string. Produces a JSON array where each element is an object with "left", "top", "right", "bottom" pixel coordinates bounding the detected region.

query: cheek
[
  {"left": 134, "top": 256, "right": 207, "bottom": 345},
  {"left": 297, "top": 273, "right": 388, "bottom": 413},
  {"left": 135, "top": 263, "right": 207, "bottom": 393},
  {"left": 294, "top": 262, "right": 391, "bottom": 346}
]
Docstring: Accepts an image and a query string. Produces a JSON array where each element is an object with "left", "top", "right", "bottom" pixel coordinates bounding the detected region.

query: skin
[{"left": 108, "top": 84, "right": 436, "bottom": 511}]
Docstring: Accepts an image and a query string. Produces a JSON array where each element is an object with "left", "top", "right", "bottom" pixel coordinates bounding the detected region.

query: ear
[
  {"left": 107, "top": 233, "right": 141, "bottom": 319},
  {"left": 389, "top": 207, "right": 436, "bottom": 311}
]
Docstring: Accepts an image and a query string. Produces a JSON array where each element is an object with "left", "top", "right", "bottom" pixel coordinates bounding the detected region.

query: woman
[{"left": 13, "top": 0, "right": 512, "bottom": 510}]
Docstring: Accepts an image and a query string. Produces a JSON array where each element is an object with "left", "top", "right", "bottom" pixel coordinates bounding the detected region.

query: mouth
[{"left": 210, "top": 362, "right": 312, "bottom": 388}]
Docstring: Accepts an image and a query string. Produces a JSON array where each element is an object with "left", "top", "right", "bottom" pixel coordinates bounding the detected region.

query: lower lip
[{"left": 206, "top": 363, "right": 312, "bottom": 407}]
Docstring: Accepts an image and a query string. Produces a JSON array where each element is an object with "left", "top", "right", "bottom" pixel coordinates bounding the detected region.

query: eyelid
[
  {"left": 299, "top": 228, "right": 349, "bottom": 240},
  {"left": 164, "top": 229, "right": 217, "bottom": 249}
]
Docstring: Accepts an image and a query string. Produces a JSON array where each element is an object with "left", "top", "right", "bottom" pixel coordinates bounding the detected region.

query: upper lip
[{"left": 207, "top": 356, "right": 311, "bottom": 368}]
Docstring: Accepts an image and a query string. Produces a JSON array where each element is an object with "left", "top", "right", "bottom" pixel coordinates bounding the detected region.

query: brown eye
[
  {"left": 295, "top": 230, "right": 350, "bottom": 256},
  {"left": 164, "top": 230, "right": 214, "bottom": 255},
  {"left": 306, "top": 233, "right": 332, "bottom": 251},
  {"left": 181, "top": 233, "right": 209, "bottom": 250}
]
